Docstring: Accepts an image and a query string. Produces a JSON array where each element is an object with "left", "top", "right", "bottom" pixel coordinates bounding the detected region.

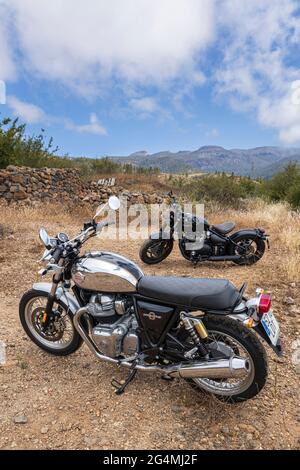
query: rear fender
[
  {"left": 33, "top": 282, "right": 80, "bottom": 315},
  {"left": 229, "top": 309, "right": 283, "bottom": 357},
  {"left": 230, "top": 229, "right": 267, "bottom": 242},
  {"left": 254, "top": 323, "right": 283, "bottom": 356}
]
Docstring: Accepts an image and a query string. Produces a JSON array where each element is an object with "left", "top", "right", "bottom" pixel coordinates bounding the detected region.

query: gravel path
[{"left": 0, "top": 215, "right": 299, "bottom": 450}]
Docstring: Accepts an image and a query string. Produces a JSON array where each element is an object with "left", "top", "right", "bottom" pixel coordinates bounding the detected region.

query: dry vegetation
[{"left": 0, "top": 199, "right": 299, "bottom": 450}]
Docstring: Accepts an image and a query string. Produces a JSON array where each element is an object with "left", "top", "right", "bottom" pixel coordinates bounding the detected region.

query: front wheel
[
  {"left": 139, "top": 238, "right": 173, "bottom": 265},
  {"left": 183, "top": 315, "right": 268, "bottom": 403},
  {"left": 19, "top": 290, "right": 82, "bottom": 356}
]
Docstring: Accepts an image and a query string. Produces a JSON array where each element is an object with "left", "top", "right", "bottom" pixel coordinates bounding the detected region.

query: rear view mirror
[
  {"left": 108, "top": 196, "right": 120, "bottom": 211},
  {"left": 39, "top": 228, "right": 51, "bottom": 249}
]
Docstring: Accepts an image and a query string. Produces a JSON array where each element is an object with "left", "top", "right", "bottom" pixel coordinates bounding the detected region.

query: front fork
[{"left": 42, "top": 261, "right": 64, "bottom": 329}]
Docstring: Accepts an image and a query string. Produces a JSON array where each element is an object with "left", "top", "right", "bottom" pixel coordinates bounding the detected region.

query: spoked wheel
[
  {"left": 231, "top": 235, "right": 265, "bottom": 265},
  {"left": 181, "top": 315, "right": 268, "bottom": 403},
  {"left": 19, "top": 290, "right": 82, "bottom": 356},
  {"left": 139, "top": 239, "right": 173, "bottom": 265}
]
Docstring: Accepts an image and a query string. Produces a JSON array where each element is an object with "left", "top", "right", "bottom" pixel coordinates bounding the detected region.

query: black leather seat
[
  {"left": 137, "top": 276, "right": 240, "bottom": 311},
  {"left": 211, "top": 222, "right": 236, "bottom": 235}
]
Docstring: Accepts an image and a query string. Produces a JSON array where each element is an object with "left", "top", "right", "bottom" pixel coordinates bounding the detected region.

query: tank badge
[{"left": 143, "top": 312, "right": 162, "bottom": 321}]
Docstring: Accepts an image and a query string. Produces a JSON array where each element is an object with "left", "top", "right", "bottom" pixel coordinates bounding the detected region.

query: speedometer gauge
[{"left": 57, "top": 232, "right": 69, "bottom": 243}]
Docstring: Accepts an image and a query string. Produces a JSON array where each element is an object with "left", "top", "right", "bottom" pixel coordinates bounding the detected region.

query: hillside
[
  {"left": 257, "top": 154, "right": 300, "bottom": 178},
  {"left": 111, "top": 146, "right": 300, "bottom": 176}
]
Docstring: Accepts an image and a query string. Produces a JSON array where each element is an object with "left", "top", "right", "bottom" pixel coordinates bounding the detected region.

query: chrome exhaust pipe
[
  {"left": 73, "top": 307, "right": 249, "bottom": 379},
  {"left": 165, "top": 357, "right": 250, "bottom": 379}
]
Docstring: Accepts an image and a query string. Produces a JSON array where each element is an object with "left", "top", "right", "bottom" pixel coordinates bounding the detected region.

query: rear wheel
[
  {"left": 182, "top": 315, "right": 268, "bottom": 403},
  {"left": 139, "top": 239, "right": 173, "bottom": 265},
  {"left": 230, "top": 235, "right": 265, "bottom": 265},
  {"left": 19, "top": 290, "right": 82, "bottom": 356}
]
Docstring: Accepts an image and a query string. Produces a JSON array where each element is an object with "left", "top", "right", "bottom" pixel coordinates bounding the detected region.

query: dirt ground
[{"left": 0, "top": 204, "right": 299, "bottom": 450}]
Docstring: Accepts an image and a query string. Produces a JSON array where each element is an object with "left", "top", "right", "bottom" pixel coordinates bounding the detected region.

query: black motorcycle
[
  {"left": 140, "top": 192, "right": 269, "bottom": 265},
  {"left": 19, "top": 196, "right": 282, "bottom": 403}
]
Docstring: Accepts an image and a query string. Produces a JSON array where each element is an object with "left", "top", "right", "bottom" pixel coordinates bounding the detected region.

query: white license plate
[{"left": 261, "top": 310, "right": 280, "bottom": 346}]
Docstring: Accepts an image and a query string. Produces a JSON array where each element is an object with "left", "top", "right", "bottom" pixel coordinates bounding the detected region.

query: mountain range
[{"left": 111, "top": 146, "right": 300, "bottom": 177}]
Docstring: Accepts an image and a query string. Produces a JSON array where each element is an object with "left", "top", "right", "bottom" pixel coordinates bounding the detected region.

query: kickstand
[
  {"left": 111, "top": 367, "right": 137, "bottom": 395},
  {"left": 193, "top": 259, "right": 199, "bottom": 269}
]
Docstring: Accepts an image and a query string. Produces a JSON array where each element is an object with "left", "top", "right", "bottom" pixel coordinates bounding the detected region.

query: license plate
[{"left": 261, "top": 310, "right": 280, "bottom": 346}]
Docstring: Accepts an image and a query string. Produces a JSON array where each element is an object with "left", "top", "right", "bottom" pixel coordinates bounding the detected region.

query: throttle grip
[{"left": 52, "top": 246, "right": 62, "bottom": 263}]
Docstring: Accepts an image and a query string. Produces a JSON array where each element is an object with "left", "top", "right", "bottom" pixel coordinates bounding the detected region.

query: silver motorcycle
[{"left": 19, "top": 196, "right": 283, "bottom": 402}]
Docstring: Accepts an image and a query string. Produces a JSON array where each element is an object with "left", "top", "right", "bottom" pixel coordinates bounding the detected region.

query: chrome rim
[
  {"left": 147, "top": 241, "right": 169, "bottom": 259},
  {"left": 24, "top": 296, "right": 75, "bottom": 349},
  {"left": 192, "top": 330, "right": 255, "bottom": 396}
]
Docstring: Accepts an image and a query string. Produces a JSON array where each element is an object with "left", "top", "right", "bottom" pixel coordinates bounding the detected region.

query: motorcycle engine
[
  {"left": 182, "top": 237, "right": 212, "bottom": 257},
  {"left": 87, "top": 294, "right": 139, "bottom": 359}
]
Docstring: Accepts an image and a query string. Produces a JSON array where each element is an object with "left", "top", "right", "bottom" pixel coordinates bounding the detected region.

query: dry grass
[{"left": 1, "top": 198, "right": 299, "bottom": 283}]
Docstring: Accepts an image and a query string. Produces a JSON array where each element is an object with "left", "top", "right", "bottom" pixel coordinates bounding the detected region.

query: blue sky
[{"left": 1, "top": 0, "right": 300, "bottom": 157}]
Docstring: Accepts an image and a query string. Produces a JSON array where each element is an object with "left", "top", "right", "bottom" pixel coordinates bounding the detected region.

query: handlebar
[
  {"left": 96, "top": 218, "right": 115, "bottom": 232},
  {"left": 52, "top": 246, "right": 62, "bottom": 263}
]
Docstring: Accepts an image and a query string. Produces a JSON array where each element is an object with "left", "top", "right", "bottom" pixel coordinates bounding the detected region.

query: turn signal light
[{"left": 258, "top": 294, "right": 271, "bottom": 314}]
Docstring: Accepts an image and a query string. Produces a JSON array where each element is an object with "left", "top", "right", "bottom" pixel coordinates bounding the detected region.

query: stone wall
[{"left": 0, "top": 166, "right": 165, "bottom": 207}]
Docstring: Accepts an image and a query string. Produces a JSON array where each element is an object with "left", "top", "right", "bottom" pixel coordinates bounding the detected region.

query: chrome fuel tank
[{"left": 72, "top": 251, "right": 144, "bottom": 293}]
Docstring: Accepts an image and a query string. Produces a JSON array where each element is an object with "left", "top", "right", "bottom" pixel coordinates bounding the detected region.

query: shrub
[
  {"left": 261, "top": 163, "right": 300, "bottom": 208},
  {"left": 173, "top": 173, "right": 258, "bottom": 207},
  {"left": 0, "top": 117, "right": 62, "bottom": 168}
]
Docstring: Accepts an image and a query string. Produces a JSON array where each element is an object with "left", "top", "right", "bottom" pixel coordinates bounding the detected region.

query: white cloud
[
  {"left": 0, "top": 80, "right": 6, "bottom": 104},
  {"left": 7, "top": 96, "right": 47, "bottom": 124},
  {"left": 7, "top": 95, "right": 107, "bottom": 136},
  {"left": 215, "top": 0, "right": 300, "bottom": 144},
  {"left": 130, "top": 97, "right": 158, "bottom": 114},
  {"left": 0, "top": 2, "right": 16, "bottom": 80},
  {"left": 2, "top": 0, "right": 300, "bottom": 144},
  {"left": 66, "top": 113, "right": 107, "bottom": 136},
  {"left": 4, "top": 0, "right": 215, "bottom": 91}
]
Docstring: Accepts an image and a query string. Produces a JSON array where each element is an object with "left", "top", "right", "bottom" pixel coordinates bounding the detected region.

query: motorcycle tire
[{"left": 139, "top": 239, "right": 174, "bottom": 265}]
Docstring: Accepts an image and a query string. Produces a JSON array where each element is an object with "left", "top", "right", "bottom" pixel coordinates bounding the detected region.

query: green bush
[
  {"left": 261, "top": 163, "right": 300, "bottom": 208},
  {"left": 173, "top": 173, "right": 258, "bottom": 207},
  {"left": 0, "top": 117, "right": 63, "bottom": 168}
]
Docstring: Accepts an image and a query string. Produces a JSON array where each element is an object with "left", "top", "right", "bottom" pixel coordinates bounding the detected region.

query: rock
[
  {"left": 84, "top": 436, "right": 97, "bottom": 447},
  {"left": 14, "top": 189, "right": 27, "bottom": 200},
  {"left": 11, "top": 174, "right": 25, "bottom": 184},
  {"left": 283, "top": 296, "right": 295, "bottom": 305},
  {"left": 290, "top": 307, "right": 300, "bottom": 315},
  {"left": 41, "top": 426, "right": 49, "bottom": 434},
  {"left": 0, "top": 166, "right": 165, "bottom": 208},
  {"left": 14, "top": 414, "right": 28, "bottom": 424}
]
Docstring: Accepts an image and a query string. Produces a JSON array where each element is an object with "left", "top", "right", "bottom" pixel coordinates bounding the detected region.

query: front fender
[
  {"left": 150, "top": 230, "right": 174, "bottom": 240},
  {"left": 33, "top": 282, "right": 80, "bottom": 315}
]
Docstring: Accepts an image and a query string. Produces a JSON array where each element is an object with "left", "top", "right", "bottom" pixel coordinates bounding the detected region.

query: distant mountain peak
[
  {"left": 129, "top": 150, "right": 149, "bottom": 157},
  {"left": 111, "top": 145, "right": 300, "bottom": 177},
  {"left": 198, "top": 145, "right": 225, "bottom": 152}
]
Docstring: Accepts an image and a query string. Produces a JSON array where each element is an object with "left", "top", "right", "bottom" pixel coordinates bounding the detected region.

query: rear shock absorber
[{"left": 180, "top": 313, "right": 209, "bottom": 358}]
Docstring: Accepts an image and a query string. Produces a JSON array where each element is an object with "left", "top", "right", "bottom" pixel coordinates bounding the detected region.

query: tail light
[{"left": 258, "top": 294, "right": 271, "bottom": 314}]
